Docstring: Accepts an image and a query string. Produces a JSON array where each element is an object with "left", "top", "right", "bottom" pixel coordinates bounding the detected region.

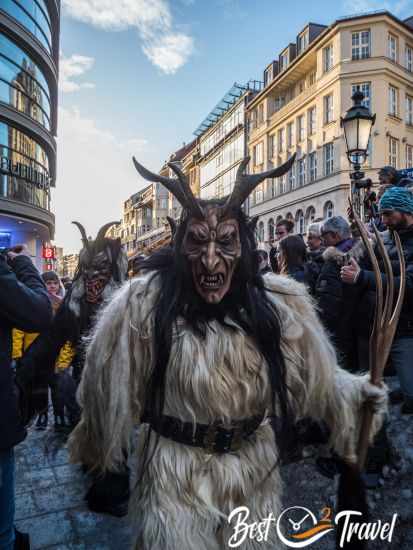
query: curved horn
[
  {"left": 167, "top": 162, "right": 204, "bottom": 219},
  {"left": 95, "top": 221, "right": 121, "bottom": 243},
  {"left": 223, "top": 154, "right": 296, "bottom": 214},
  {"left": 72, "top": 221, "right": 89, "bottom": 249},
  {"left": 133, "top": 157, "right": 189, "bottom": 208}
]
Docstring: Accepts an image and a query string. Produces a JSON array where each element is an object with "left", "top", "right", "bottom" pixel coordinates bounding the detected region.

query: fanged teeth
[{"left": 200, "top": 274, "right": 224, "bottom": 287}]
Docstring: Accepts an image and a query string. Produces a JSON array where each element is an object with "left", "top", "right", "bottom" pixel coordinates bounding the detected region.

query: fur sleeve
[
  {"left": 68, "top": 274, "right": 155, "bottom": 472},
  {"left": 263, "top": 273, "right": 385, "bottom": 462}
]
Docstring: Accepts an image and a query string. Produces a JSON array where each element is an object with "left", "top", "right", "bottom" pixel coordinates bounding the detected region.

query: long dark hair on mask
[{"left": 137, "top": 205, "right": 297, "bottom": 483}]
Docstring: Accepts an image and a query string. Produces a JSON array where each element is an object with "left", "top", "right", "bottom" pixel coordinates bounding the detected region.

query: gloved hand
[{"left": 361, "top": 379, "right": 388, "bottom": 415}]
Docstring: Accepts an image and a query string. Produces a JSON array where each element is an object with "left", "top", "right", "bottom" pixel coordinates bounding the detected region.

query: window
[
  {"left": 407, "top": 145, "right": 413, "bottom": 169},
  {"left": 268, "top": 218, "right": 275, "bottom": 240},
  {"left": 268, "top": 134, "right": 276, "bottom": 158},
  {"left": 308, "top": 107, "right": 316, "bottom": 135},
  {"left": 323, "top": 143, "right": 334, "bottom": 175},
  {"left": 2, "top": 0, "right": 52, "bottom": 54},
  {"left": 257, "top": 104, "right": 264, "bottom": 126},
  {"left": 255, "top": 184, "right": 263, "bottom": 204},
  {"left": 296, "top": 210, "right": 305, "bottom": 234},
  {"left": 323, "top": 44, "right": 333, "bottom": 72},
  {"left": 352, "top": 30, "right": 370, "bottom": 60},
  {"left": 389, "top": 86, "right": 398, "bottom": 117},
  {"left": 388, "top": 34, "right": 398, "bottom": 62},
  {"left": 406, "top": 46, "right": 413, "bottom": 72},
  {"left": 277, "top": 157, "right": 285, "bottom": 193},
  {"left": 309, "top": 151, "right": 317, "bottom": 182},
  {"left": 253, "top": 142, "right": 264, "bottom": 165},
  {"left": 389, "top": 137, "right": 398, "bottom": 167},
  {"left": 407, "top": 96, "right": 413, "bottom": 125},
  {"left": 324, "top": 94, "right": 334, "bottom": 124},
  {"left": 278, "top": 128, "right": 285, "bottom": 153},
  {"left": 298, "top": 32, "right": 309, "bottom": 55},
  {"left": 352, "top": 82, "right": 371, "bottom": 111},
  {"left": 306, "top": 206, "right": 316, "bottom": 227},
  {"left": 324, "top": 201, "right": 334, "bottom": 218},
  {"left": 309, "top": 71, "right": 316, "bottom": 86},
  {"left": 257, "top": 221, "right": 264, "bottom": 242},
  {"left": 297, "top": 158, "right": 306, "bottom": 186},
  {"left": 287, "top": 122, "right": 294, "bottom": 148},
  {"left": 288, "top": 156, "right": 296, "bottom": 190},
  {"left": 297, "top": 115, "right": 305, "bottom": 142},
  {"left": 280, "top": 52, "right": 288, "bottom": 71},
  {"left": 264, "top": 66, "right": 273, "bottom": 87}
]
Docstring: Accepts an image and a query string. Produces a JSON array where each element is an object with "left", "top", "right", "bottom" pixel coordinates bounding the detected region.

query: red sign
[{"left": 42, "top": 245, "right": 55, "bottom": 259}]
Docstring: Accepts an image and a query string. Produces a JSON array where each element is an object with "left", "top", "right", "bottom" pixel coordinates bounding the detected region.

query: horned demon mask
[
  {"left": 72, "top": 221, "right": 126, "bottom": 304},
  {"left": 133, "top": 155, "right": 295, "bottom": 304}
]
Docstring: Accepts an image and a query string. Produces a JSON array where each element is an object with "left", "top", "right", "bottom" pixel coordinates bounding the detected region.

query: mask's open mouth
[{"left": 199, "top": 273, "right": 225, "bottom": 289}]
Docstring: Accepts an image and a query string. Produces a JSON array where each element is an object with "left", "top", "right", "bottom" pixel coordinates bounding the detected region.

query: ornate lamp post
[{"left": 341, "top": 90, "right": 376, "bottom": 220}]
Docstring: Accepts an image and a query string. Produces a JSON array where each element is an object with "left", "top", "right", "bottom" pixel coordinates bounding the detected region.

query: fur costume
[
  {"left": 70, "top": 271, "right": 386, "bottom": 549},
  {"left": 69, "top": 157, "right": 387, "bottom": 549},
  {"left": 16, "top": 221, "right": 128, "bottom": 422}
]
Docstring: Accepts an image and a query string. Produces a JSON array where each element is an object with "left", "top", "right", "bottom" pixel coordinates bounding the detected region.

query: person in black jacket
[
  {"left": 315, "top": 216, "right": 366, "bottom": 372},
  {"left": 342, "top": 187, "right": 413, "bottom": 414},
  {"left": 0, "top": 245, "right": 52, "bottom": 550}
]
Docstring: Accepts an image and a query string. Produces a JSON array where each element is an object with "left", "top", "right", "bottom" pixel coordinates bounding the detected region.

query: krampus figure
[{"left": 69, "top": 157, "right": 387, "bottom": 549}]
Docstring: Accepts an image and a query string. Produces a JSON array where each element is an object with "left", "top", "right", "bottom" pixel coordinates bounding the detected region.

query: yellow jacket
[{"left": 12, "top": 329, "right": 75, "bottom": 372}]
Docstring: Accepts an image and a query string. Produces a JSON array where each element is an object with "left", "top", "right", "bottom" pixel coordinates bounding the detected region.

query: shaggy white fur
[{"left": 69, "top": 271, "right": 387, "bottom": 550}]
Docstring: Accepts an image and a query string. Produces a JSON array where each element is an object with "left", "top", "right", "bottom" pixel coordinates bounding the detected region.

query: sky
[{"left": 55, "top": 0, "right": 413, "bottom": 253}]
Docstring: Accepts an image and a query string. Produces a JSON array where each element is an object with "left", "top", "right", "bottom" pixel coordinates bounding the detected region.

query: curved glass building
[{"left": 0, "top": 0, "right": 59, "bottom": 269}]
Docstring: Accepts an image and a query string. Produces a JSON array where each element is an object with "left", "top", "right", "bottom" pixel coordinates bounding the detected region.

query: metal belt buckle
[
  {"left": 203, "top": 422, "right": 220, "bottom": 453},
  {"left": 230, "top": 423, "right": 244, "bottom": 452}
]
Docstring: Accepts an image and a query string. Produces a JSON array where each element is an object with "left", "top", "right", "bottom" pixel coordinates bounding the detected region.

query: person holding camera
[{"left": 0, "top": 245, "right": 52, "bottom": 550}]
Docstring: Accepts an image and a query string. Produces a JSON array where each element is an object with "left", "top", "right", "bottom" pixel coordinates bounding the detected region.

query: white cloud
[
  {"left": 54, "top": 107, "right": 149, "bottom": 253},
  {"left": 59, "top": 54, "right": 95, "bottom": 93},
  {"left": 62, "top": 0, "right": 194, "bottom": 74},
  {"left": 343, "top": 0, "right": 412, "bottom": 16}
]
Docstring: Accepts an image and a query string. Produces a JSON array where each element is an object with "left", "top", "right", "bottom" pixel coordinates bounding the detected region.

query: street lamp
[{"left": 341, "top": 91, "right": 376, "bottom": 220}]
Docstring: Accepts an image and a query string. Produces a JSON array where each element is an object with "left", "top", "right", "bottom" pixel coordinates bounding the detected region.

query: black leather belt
[{"left": 142, "top": 412, "right": 264, "bottom": 454}]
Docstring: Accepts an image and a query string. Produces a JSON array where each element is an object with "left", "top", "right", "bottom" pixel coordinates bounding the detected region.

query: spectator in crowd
[
  {"left": 306, "top": 222, "right": 324, "bottom": 259},
  {"left": 278, "top": 235, "right": 317, "bottom": 294},
  {"left": 0, "top": 245, "right": 52, "bottom": 550},
  {"left": 269, "top": 218, "right": 294, "bottom": 272},
  {"left": 315, "top": 216, "right": 365, "bottom": 371},
  {"left": 257, "top": 249, "right": 272, "bottom": 275},
  {"left": 341, "top": 186, "right": 413, "bottom": 414}
]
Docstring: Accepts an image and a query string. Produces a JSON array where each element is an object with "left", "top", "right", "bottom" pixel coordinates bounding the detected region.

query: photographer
[{"left": 0, "top": 245, "right": 52, "bottom": 550}]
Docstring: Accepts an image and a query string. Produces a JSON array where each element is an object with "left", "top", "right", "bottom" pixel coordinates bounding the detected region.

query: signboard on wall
[
  {"left": 0, "top": 156, "right": 51, "bottom": 190},
  {"left": 42, "top": 245, "right": 55, "bottom": 259}
]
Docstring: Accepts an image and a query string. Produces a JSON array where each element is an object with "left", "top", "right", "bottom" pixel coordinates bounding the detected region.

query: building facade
[
  {"left": 0, "top": 0, "right": 60, "bottom": 269},
  {"left": 194, "top": 82, "right": 262, "bottom": 201},
  {"left": 247, "top": 11, "right": 413, "bottom": 245},
  {"left": 61, "top": 253, "right": 79, "bottom": 279}
]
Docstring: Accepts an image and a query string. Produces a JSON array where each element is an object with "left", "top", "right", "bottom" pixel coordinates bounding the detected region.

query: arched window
[
  {"left": 295, "top": 210, "right": 305, "bottom": 235},
  {"left": 276, "top": 215, "right": 283, "bottom": 224},
  {"left": 324, "top": 201, "right": 334, "bottom": 219},
  {"left": 305, "top": 206, "right": 316, "bottom": 231},
  {"left": 286, "top": 212, "right": 294, "bottom": 222},
  {"left": 268, "top": 218, "right": 275, "bottom": 241},
  {"left": 257, "top": 221, "right": 265, "bottom": 243}
]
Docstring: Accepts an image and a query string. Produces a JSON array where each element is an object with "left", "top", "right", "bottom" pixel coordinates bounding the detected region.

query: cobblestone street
[
  {"left": 14, "top": 428, "right": 132, "bottom": 550},
  {"left": 14, "top": 379, "right": 413, "bottom": 550}
]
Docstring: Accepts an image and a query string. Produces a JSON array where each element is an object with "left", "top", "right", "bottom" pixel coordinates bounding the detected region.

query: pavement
[
  {"left": 14, "top": 376, "right": 413, "bottom": 549},
  {"left": 14, "top": 426, "right": 132, "bottom": 550}
]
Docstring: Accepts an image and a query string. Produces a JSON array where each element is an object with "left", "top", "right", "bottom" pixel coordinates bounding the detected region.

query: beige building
[
  {"left": 247, "top": 11, "right": 413, "bottom": 245},
  {"left": 61, "top": 254, "right": 79, "bottom": 279}
]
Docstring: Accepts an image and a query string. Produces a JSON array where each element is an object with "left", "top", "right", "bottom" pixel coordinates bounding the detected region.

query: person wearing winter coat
[
  {"left": 315, "top": 216, "right": 366, "bottom": 372},
  {"left": 0, "top": 245, "right": 52, "bottom": 550},
  {"left": 278, "top": 235, "right": 318, "bottom": 294}
]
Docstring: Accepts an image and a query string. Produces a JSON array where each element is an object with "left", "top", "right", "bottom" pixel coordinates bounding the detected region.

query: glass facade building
[{"left": 0, "top": 0, "right": 59, "bottom": 268}]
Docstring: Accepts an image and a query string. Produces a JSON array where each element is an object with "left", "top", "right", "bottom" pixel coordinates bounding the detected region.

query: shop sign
[
  {"left": 42, "top": 245, "right": 55, "bottom": 259},
  {"left": 0, "top": 156, "right": 51, "bottom": 190}
]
